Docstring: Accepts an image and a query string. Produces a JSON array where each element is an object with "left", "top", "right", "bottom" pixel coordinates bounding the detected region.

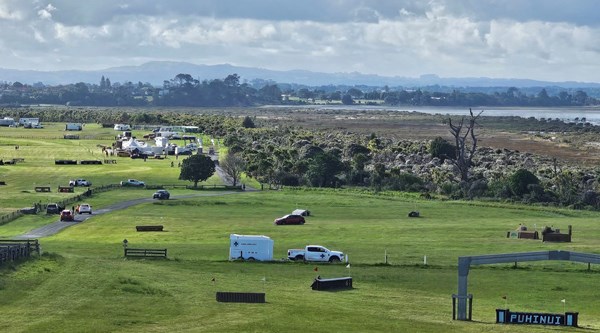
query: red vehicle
[
  {"left": 274, "top": 214, "right": 305, "bottom": 225},
  {"left": 60, "top": 209, "right": 75, "bottom": 222}
]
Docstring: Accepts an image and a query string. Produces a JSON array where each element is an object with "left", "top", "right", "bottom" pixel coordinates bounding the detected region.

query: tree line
[{"left": 1, "top": 74, "right": 599, "bottom": 107}]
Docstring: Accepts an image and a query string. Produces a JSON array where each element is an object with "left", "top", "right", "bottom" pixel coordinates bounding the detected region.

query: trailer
[
  {"left": 0, "top": 117, "right": 15, "bottom": 127},
  {"left": 229, "top": 234, "right": 274, "bottom": 261},
  {"left": 65, "top": 123, "right": 82, "bottom": 131},
  {"left": 113, "top": 124, "right": 131, "bottom": 131},
  {"left": 19, "top": 118, "right": 39, "bottom": 126}
]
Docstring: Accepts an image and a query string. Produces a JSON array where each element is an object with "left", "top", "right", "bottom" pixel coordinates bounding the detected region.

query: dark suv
[
  {"left": 274, "top": 214, "right": 305, "bottom": 225},
  {"left": 46, "top": 203, "right": 63, "bottom": 214},
  {"left": 152, "top": 190, "right": 170, "bottom": 200}
]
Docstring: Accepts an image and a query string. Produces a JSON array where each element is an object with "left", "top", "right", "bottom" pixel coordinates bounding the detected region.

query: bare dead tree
[
  {"left": 220, "top": 152, "right": 247, "bottom": 186},
  {"left": 448, "top": 108, "right": 483, "bottom": 182}
]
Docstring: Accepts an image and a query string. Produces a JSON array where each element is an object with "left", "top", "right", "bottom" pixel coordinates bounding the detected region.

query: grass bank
[{"left": 1, "top": 189, "right": 599, "bottom": 332}]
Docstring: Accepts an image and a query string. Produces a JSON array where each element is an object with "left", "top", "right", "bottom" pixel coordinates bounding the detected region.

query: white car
[
  {"left": 77, "top": 203, "right": 92, "bottom": 214},
  {"left": 69, "top": 179, "right": 91, "bottom": 186},
  {"left": 120, "top": 179, "right": 145, "bottom": 187}
]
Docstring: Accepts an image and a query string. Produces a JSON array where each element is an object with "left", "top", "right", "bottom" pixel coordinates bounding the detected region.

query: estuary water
[
  {"left": 265, "top": 105, "right": 600, "bottom": 125},
  {"left": 406, "top": 106, "right": 600, "bottom": 125}
]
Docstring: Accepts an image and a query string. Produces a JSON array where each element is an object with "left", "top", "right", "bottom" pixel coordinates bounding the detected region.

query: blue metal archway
[{"left": 455, "top": 250, "right": 600, "bottom": 320}]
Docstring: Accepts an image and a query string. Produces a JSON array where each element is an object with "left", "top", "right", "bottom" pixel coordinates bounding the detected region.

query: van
[
  {"left": 229, "top": 234, "right": 274, "bottom": 261},
  {"left": 46, "top": 203, "right": 63, "bottom": 214}
]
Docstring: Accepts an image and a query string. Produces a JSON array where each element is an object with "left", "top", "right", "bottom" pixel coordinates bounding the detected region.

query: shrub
[
  {"left": 274, "top": 171, "right": 300, "bottom": 186},
  {"left": 581, "top": 190, "right": 599, "bottom": 207},
  {"left": 487, "top": 179, "right": 512, "bottom": 199},
  {"left": 383, "top": 173, "right": 424, "bottom": 192},
  {"left": 508, "top": 169, "right": 539, "bottom": 197},
  {"left": 428, "top": 137, "right": 456, "bottom": 162},
  {"left": 467, "top": 179, "right": 488, "bottom": 199}
]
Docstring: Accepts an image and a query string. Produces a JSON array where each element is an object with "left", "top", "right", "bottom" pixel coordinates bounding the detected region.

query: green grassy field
[
  {"left": 1, "top": 124, "right": 599, "bottom": 332},
  {"left": 0, "top": 123, "right": 223, "bottom": 213}
]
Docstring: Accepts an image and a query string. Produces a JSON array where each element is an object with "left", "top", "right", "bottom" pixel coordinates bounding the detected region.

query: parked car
[
  {"left": 120, "top": 179, "right": 145, "bottom": 187},
  {"left": 274, "top": 214, "right": 305, "bottom": 225},
  {"left": 287, "top": 245, "right": 345, "bottom": 263},
  {"left": 153, "top": 190, "right": 170, "bottom": 199},
  {"left": 46, "top": 203, "right": 63, "bottom": 214},
  {"left": 69, "top": 179, "right": 91, "bottom": 186},
  {"left": 77, "top": 203, "right": 92, "bottom": 214},
  {"left": 60, "top": 210, "right": 74, "bottom": 221}
]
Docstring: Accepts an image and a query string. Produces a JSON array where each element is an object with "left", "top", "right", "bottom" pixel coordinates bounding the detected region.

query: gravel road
[
  {"left": 16, "top": 152, "right": 252, "bottom": 239},
  {"left": 16, "top": 191, "right": 240, "bottom": 239}
]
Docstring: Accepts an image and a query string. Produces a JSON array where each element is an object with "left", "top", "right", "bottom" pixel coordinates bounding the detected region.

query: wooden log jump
[
  {"left": 543, "top": 225, "right": 572, "bottom": 242},
  {"left": 55, "top": 160, "right": 77, "bottom": 165},
  {"left": 311, "top": 277, "right": 353, "bottom": 291},
  {"left": 58, "top": 186, "right": 74, "bottom": 193},
  {"left": 135, "top": 225, "right": 164, "bottom": 232},
  {"left": 507, "top": 230, "right": 539, "bottom": 240},
  {"left": 35, "top": 186, "right": 51, "bottom": 192},
  {"left": 80, "top": 160, "right": 102, "bottom": 165},
  {"left": 216, "top": 292, "right": 266, "bottom": 303}
]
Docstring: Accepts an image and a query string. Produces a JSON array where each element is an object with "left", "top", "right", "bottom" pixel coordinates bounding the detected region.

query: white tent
[{"left": 122, "top": 138, "right": 152, "bottom": 154}]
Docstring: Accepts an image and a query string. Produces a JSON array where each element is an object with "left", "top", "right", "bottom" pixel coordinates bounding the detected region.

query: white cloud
[
  {"left": 1, "top": 0, "right": 600, "bottom": 82},
  {"left": 37, "top": 3, "right": 56, "bottom": 19},
  {"left": 0, "top": 1, "right": 24, "bottom": 20}
]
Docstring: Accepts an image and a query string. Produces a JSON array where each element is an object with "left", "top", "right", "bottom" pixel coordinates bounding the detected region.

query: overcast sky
[{"left": 1, "top": 0, "right": 599, "bottom": 82}]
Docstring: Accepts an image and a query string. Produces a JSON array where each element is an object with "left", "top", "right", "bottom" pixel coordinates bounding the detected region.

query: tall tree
[
  {"left": 306, "top": 151, "right": 346, "bottom": 187},
  {"left": 179, "top": 154, "right": 216, "bottom": 188},
  {"left": 242, "top": 116, "right": 255, "bottom": 128},
  {"left": 258, "top": 84, "right": 282, "bottom": 103},
  {"left": 341, "top": 94, "right": 354, "bottom": 105}
]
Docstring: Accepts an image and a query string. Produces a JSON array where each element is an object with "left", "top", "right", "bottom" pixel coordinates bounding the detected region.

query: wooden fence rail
[
  {"left": 124, "top": 248, "right": 167, "bottom": 258},
  {"left": 0, "top": 239, "right": 40, "bottom": 266}
]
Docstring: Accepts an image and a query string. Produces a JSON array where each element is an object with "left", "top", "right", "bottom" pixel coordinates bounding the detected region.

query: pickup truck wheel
[
  {"left": 247, "top": 257, "right": 256, "bottom": 261},
  {"left": 295, "top": 255, "right": 304, "bottom": 261},
  {"left": 329, "top": 256, "right": 340, "bottom": 263}
]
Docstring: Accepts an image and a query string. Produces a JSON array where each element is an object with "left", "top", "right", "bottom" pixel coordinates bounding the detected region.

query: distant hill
[{"left": 1, "top": 61, "right": 600, "bottom": 89}]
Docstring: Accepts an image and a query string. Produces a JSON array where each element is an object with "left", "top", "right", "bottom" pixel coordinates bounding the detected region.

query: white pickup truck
[{"left": 287, "top": 245, "right": 345, "bottom": 263}]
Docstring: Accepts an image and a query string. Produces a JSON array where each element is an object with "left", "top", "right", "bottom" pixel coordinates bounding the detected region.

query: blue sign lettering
[{"left": 496, "top": 310, "right": 575, "bottom": 327}]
